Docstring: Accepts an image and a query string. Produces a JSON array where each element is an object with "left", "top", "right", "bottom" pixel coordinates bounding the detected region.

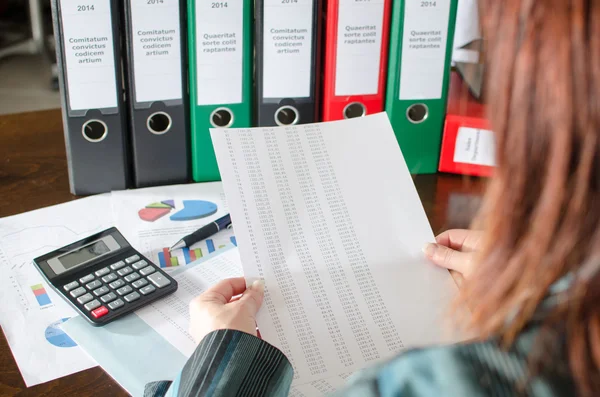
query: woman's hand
[
  {"left": 188, "top": 277, "right": 265, "bottom": 344},
  {"left": 423, "top": 229, "right": 483, "bottom": 280}
]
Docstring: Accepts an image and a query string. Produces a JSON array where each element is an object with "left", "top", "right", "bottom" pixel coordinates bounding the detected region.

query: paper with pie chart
[{"left": 111, "top": 182, "right": 237, "bottom": 271}]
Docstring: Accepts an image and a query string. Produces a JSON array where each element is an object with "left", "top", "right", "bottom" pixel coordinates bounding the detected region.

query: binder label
[
  {"left": 196, "top": 0, "right": 244, "bottom": 105},
  {"left": 59, "top": 0, "right": 118, "bottom": 110},
  {"left": 335, "top": 0, "right": 386, "bottom": 96},
  {"left": 453, "top": 127, "right": 496, "bottom": 166},
  {"left": 399, "top": 1, "right": 451, "bottom": 100},
  {"left": 263, "top": 0, "right": 314, "bottom": 99},
  {"left": 130, "top": 0, "right": 183, "bottom": 103}
]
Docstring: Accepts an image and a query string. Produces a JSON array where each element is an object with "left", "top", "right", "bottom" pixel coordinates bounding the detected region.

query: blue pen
[{"left": 168, "top": 214, "right": 232, "bottom": 251}]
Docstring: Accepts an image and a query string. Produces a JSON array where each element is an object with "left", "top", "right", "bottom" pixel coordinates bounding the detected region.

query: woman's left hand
[{"left": 188, "top": 277, "right": 265, "bottom": 344}]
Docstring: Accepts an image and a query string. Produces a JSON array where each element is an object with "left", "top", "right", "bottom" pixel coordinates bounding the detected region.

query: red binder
[
  {"left": 321, "top": 0, "right": 392, "bottom": 121},
  {"left": 438, "top": 72, "right": 495, "bottom": 177}
]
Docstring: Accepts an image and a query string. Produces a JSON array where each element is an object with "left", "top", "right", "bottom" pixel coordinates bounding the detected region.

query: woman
[{"left": 146, "top": 1, "right": 600, "bottom": 396}]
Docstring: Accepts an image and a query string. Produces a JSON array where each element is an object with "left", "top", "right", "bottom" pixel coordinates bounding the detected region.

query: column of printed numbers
[
  {"left": 305, "top": 127, "right": 404, "bottom": 353},
  {"left": 264, "top": 129, "right": 353, "bottom": 368}
]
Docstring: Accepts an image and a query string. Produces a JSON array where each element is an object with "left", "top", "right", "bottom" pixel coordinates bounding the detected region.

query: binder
[
  {"left": 123, "top": 0, "right": 190, "bottom": 187},
  {"left": 384, "top": 0, "right": 458, "bottom": 174},
  {"left": 188, "top": 0, "right": 252, "bottom": 182},
  {"left": 255, "top": 0, "right": 323, "bottom": 126},
  {"left": 50, "top": 0, "right": 130, "bottom": 194},
  {"left": 321, "top": 0, "right": 392, "bottom": 121},
  {"left": 439, "top": 72, "right": 493, "bottom": 177}
]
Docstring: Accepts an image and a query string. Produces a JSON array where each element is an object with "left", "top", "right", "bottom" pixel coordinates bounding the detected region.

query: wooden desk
[{"left": 0, "top": 109, "right": 487, "bottom": 396}]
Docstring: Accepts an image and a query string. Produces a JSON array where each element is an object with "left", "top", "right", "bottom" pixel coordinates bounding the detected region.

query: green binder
[
  {"left": 188, "top": 0, "right": 253, "bottom": 182},
  {"left": 385, "top": 1, "right": 458, "bottom": 174}
]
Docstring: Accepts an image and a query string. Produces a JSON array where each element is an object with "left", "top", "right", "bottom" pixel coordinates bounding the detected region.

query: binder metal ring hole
[
  {"left": 275, "top": 106, "right": 299, "bottom": 126},
  {"left": 406, "top": 103, "right": 428, "bottom": 124},
  {"left": 82, "top": 119, "right": 108, "bottom": 143},
  {"left": 343, "top": 102, "right": 366, "bottom": 119},
  {"left": 147, "top": 112, "right": 172, "bottom": 135},
  {"left": 210, "top": 107, "right": 234, "bottom": 128}
]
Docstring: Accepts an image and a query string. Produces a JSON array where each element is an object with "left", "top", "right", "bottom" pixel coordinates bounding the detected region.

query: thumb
[
  {"left": 422, "top": 243, "right": 472, "bottom": 275},
  {"left": 238, "top": 279, "right": 265, "bottom": 315}
]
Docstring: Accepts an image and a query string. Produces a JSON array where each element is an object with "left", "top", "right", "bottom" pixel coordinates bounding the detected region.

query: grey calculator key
[
  {"left": 132, "top": 278, "right": 148, "bottom": 289},
  {"left": 139, "top": 266, "right": 155, "bottom": 277},
  {"left": 86, "top": 280, "right": 102, "bottom": 290},
  {"left": 110, "top": 260, "right": 126, "bottom": 270},
  {"left": 117, "top": 285, "right": 133, "bottom": 296},
  {"left": 124, "top": 291, "right": 141, "bottom": 303},
  {"left": 102, "top": 273, "right": 118, "bottom": 283},
  {"left": 139, "top": 284, "right": 156, "bottom": 296},
  {"left": 101, "top": 292, "right": 117, "bottom": 303},
  {"left": 147, "top": 272, "right": 171, "bottom": 289},
  {"left": 70, "top": 286, "right": 86, "bottom": 298},
  {"left": 132, "top": 260, "right": 148, "bottom": 270},
  {"left": 77, "top": 293, "right": 93, "bottom": 305},
  {"left": 63, "top": 281, "right": 79, "bottom": 292},
  {"left": 108, "top": 299, "right": 124, "bottom": 310},
  {"left": 95, "top": 267, "right": 110, "bottom": 277},
  {"left": 93, "top": 286, "right": 110, "bottom": 297},
  {"left": 117, "top": 266, "right": 133, "bottom": 277},
  {"left": 124, "top": 272, "right": 140, "bottom": 283},
  {"left": 109, "top": 279, "right": 125, "bottom": 289},
  {"left": 79, "top": 274, "right": 94, "bottom": 284},
  {"left": 84, "top": 299, "right": 101, "bottom": 311},
  {"left": 125, "top": 254, "right": 140, "bottom": 264}
]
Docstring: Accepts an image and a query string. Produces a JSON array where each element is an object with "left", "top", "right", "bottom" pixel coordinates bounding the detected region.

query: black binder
[
  {"left": 255, "top": 0, "right": 323, "bottom": 126},
  {"left": 122, "top": 0, "right": 190, "bottom": 187},
  {"left": 51, "top": 0, "right": 130, "bottom": 195}
]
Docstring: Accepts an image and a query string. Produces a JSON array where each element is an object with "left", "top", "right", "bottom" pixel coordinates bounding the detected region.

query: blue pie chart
[
  {"left": 45, "top": 318, "right": 77, "bottom": 348},
  {"left": 170, "top": 200, "right": 218, "bottom": 221}
]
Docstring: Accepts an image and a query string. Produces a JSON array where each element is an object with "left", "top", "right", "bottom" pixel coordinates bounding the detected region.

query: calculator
[{"left": 33, "top": 227, "right": 178, "bottom": 326}]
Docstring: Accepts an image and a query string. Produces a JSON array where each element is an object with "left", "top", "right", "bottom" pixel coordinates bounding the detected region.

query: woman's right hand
[{"left": 422, "top": 229, "right": 483, "bottom": 280}]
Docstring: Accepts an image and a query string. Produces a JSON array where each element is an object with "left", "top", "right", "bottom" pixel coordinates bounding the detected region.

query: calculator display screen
[{"left": 59, "top": 240, "right": 110, "bottom": 269}]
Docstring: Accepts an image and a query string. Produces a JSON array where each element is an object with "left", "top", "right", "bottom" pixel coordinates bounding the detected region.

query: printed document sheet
[{"left": 210, "top": 113, "right": 462, "bottom": 384}]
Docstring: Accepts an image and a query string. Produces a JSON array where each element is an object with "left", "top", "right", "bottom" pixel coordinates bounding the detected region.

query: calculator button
[
  {"left": 147, "top": 273, "right": 171, "bottom": 289},
  {"left": 132, "top": 278, "right": 149, "bottom": 289},
  {"left": 63, "top": 281, "right": 79, "bottom": 292},
  {"left": 95, "top": 267, "right": 110, "bottom": 277},
  {"left": 117, "top": 285, "right": 133, "bottom": 296},
  {"left": 86, "top": 280, "right": 102, "bottom": 290},
  {"left": 124, "top": 291, "right": 141, "bottom": 303},
  {"left": 139, "top": 266, "right": 155, "bottom": 277},
  {"left": 101, "top": 292, "right": 117, "bottom": 303},
  {"left": 125, "top": 254, "right": 140, "bottom": 264},
  {"left": 139, "top": 285, "right": 156, "bottom": 296},
  {"left": 70, "top": 286, "right": 87, "bottom": 298},
  {"left": 117, "top": 266, "right": 133, "bottom": 277},
  {"left": 102, "top": 273, "right": 118, "bottom": 283},
  {"left": 124, "top": 272, "right": 140, "bottom": 283},
  {"left": 91, "top": 306, "right": 109, "bottom": 319},
  {"left": 110, "top": 261, "right": 126, "bottom": 270},
  {"left": 79, "top": 274, "right": 95, "bottom": 284},
  {"left": 132, "top": 260, "right": 148, "bottom": 270},
  {"left": 84, "top": 299, "right": 101, "bottom": 311},
  {"left": 77, "top": 293, "right": 93, "bottom": 305},
  {"left": 93, "top": 286, "right": 110, "bottom": 297},
  {"left": 109, "top": 279, "right": 125, "bottom": 289},
  {"left": 108, "top": 299, "right": 124, "bottom": 310}
]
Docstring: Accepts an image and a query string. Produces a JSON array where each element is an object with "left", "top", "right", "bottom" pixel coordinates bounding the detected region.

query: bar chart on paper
[{"left": 149, "top": 232, "right": 238, "bottom": 269}]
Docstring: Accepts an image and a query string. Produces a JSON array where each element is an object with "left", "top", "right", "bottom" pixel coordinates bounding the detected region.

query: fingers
[
  {"left": 238, "top": 280, "right": 265, "bottom": 315},
  {"left": 422, "top": 242, "right": 473, "bottom": 275},
  {"left": 200, "top": 277, "right": 248, "bottom": 305},
  {"left": 435, "top": 229, "right": 482, "bottom": 252}
]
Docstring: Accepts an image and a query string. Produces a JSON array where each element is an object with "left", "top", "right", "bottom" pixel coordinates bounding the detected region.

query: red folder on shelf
[
  {"left": 438, "top": 72, "right": 495, "bottom": 177},
  {"left": 321, "top": 0, "right": 392, "bottom": 121}
]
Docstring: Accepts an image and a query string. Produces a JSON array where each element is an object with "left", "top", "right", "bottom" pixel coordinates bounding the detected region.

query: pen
[{"left": 168, "top": 214, "right": 232, "bottom": 251}]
